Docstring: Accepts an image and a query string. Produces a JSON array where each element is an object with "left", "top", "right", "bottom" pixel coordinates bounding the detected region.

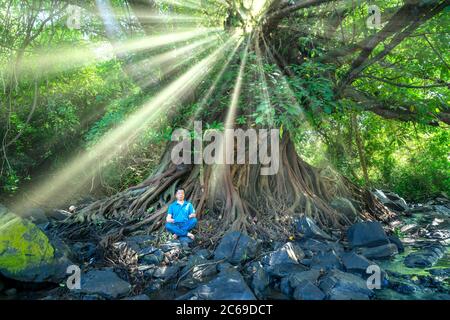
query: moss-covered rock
[{"left": 0, "top": 206, "right": 71, "bottom": 283}]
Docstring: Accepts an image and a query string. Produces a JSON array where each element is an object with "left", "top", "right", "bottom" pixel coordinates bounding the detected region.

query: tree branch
[{"left": 360, "top": 75, "right": 449, "bottom": 89}]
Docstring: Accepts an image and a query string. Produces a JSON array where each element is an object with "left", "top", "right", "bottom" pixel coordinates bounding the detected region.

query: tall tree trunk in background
[{"left": 351, "top": 113, "right": 369, "bottom": 185}]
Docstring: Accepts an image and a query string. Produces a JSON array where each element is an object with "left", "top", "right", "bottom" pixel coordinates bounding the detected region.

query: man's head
[{"left": 175, "top": 187, "right": 185, "bottom": 202}]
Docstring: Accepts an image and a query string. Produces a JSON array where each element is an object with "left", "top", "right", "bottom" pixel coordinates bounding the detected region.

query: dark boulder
[
  {"left": 122, "top": 294, "right": 150, "bottom": 300},
  {"left": 214, "top": 231, "right": 259, "bottom": 265},
  {"left": 177, "top": 269, "right": 256, "bottom": 300},
  {"left": 77, "top": 269, "right": 131, "bottom": 299},
  {"left": 389, "top": 279, "right": 420, "bottom": 295},
  {"left": 330, "top": 197, "right": 358, "bottom": 222},
  {"left": 428, "top": 268, "right": 450, "bottom": 277},
  {"left": 137, "top": 246, "right": 159, "bottom": 257},
  {"left": 295, "top": 216, "right": 332, "bottom": 240},
  {"left": 373, "top": 189, "right": 409, "bottom": 212},
  {"left": 178, "top": 255, "right": 217, "bottom": 289},
  {"left": 347, "top": 221, "right": 390, "bottom": 248},
  {"left": 311, "top": 250, "right": 343, "bottom": 271},
  {"left": 72, "top": 242, "right": 97, "bottom": 262},
  {"left": 139, "top": 249, "right": 165, "bottom": 265},
  {"left": 319, "top": 269, "right": 374, "bottom": 300},
  {"left": 293, "top": 280, "right": 326, "bottom": 300},
  {"left": 404, "top": 244, "right": 446, "bottom": 268},
  {"left": 296, "top": 238, "right": 331, "bottom": 253},
  {"left": 287, "top": 269, "right": 322, "bottom": 288},
  {"left": 0, "top": 209, "right": 73, "bottom": 283},
  {"left": 356, "top": 244, "right": 398, "bottom": 260},
  {"left": 261, "top": 242, "right": 306, "bottom": 277},
  {"left": 160, "top": 240, "right": 183, "bottom": 253},
  {"left": 153, "top": 265, "right": 180, "bottom": 280},
  {"left": 341, "top": 252, "right": 372, "bottom": 276},
  {"left": 387, "top": 235, "right": 404, "bottom": 253},
  {"left": 22, "top": 207, "right": 48, "bottom": 224},
  {"left": 246, "top": 261, "right": 270, "bottom": 299}
]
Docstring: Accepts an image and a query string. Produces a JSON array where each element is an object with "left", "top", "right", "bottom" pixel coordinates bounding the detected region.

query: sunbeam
[
  {"left": 10, "top": 32, "right": 242, "bottom": 214},
  {"left": 2, "top": 28, "right": 222, "bottom": 80}
]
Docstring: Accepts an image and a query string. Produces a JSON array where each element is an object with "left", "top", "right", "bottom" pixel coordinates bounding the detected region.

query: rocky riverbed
[{"left": 0, "top": 190, "right": 449, "bottom": 300}]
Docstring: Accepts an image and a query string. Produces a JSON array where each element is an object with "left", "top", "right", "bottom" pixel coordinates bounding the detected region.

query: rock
[
  {"left": 425, "top": 229, "right": 450, "bottom": 240},
  {"left": 160, "top": 240, "right": 183, "bottom": 252},
  {"left": 330, "top": 197, "right": 358, "bottom": 221},
  {"left": 48, "top": 209, "right": 71, "bottom": 221},
  {"left": 137, "top": 246, "right": 159, "bottom": 257},
  {"left": 81, "top": 294, "right": 105, "bottom": 300},
  {"left": 280, "top": 277, "right": 292, "bottom": 296},
  {"left": 179, "top": 236, "right": 194, "bottom": 248},
  {"left": 22, "top": 207, "right": 48, "bottom": 224},
  {"left": 434, "top": 205, "right": 450, "bottom": 215},
  {"left": 400, "top": 224, "right": 419, "bottom": 233},
  {"left": 319, "top": 269, "right": 374, "bottom": 300},
  {"left": 246, "top": 261, "right": 270, "bottom": 299},
  {"left": 261, "top": 242, "right": 306, "bottom": 277},
  {"left": 341, "top": 252, "right": 373, "bottom": 276},
  {"left": 388, "top": 235, "right": 404, "bottom": 253},
  {"left": 144, "top": 279, "right": 164, "bottom": 296},
  {"left": 296, "top": 238, "right": 331, "bottom": 253},
  {"left": 217, "top": 262, "right": 234, "bottom": 273},
  {"left": 72, "top": 242, "right": 97, "bottom": 262},
  {"left": 0, "top": 209, "right": 72, "bottom": 283},
  {"left": 139, "top": 249, "right": 165, "bottom": 265},
  {"left": 383, "top": 191, "right": 409, "bottom": 211},
  {"left": 77, "top": 269, "right": 131, "bottom": 299},
  {"left": 177, "top": 269, "right": 256, "bottom": 300},
  {"left": 153, "top": 265, "right": 180, "bottom": 280},
  {"left": 356, "top": 243, "right": 398, "bottom": 260},
  {"left": 213, "top": 231, "right": 259, "bottom": 265},
  {"left": 288, "top": 269, "right": 322, "bottom": 288},
  {"left": 428, "top": 268, "right": 450, "bottom": 278},
  {"left": 389, "top": 279, "right": 420, "bottom": 295},
  {"left": 293, "top": 280, "right": 325, "bottom": 300},
  {"left": 311, "top": 250, "right": 343, "bottom": 271},
  {"left": 122, "top": 294, "right": 150, "bottom": 300},
  {"left": 347, "top": 221, "right": 390, "bottom": 248},
  {"left": 178, "top": 255, "right": 217, "bottom": 289},
  {"left": 125, "top": 235, "right": 155, "bottom": 251},
  {"left": 5, "top": 288, "right": 17, "bottom": 297},
  {"left": 373, "top": 189, "right": 408, "bottom": 212},
  {"left": 295, "top": 216, "right": 332, "bottom": 240},
  {"left": 407, "top": 205, "right": 434, "bottom": 214},
  {"left": 404, "top": 244, "right": 446, "bottom": 268},
  {"left": 193, "top": 249, "right": 211, "bottom": 259}
]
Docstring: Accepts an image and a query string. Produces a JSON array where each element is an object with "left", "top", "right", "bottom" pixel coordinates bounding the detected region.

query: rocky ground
[{"left": 0, "top": 190, "right": 449, "bottom": 300}]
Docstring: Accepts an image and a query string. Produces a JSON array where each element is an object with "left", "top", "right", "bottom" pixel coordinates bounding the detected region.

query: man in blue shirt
[{"left": 165, "top": 187, "right": 197, "bottom": 240}]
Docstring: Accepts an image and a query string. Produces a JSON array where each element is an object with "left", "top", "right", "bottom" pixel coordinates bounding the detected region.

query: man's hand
[
  {"left": 166, "top": 214, "right": 175, "bottom": 223},
  {"left": 189, "top": 213, "right": 196, "bottom": 219}
]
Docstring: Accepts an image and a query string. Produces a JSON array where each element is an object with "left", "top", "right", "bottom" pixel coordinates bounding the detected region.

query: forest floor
[{"left": 0, "top": 190, "right": 449, "bottom": 300}]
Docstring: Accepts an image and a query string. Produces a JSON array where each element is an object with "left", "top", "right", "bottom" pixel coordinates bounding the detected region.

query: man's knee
[
  {"left": 189, "top": 218, "right": 198, "bottom": 228},
  {"left": 165, "top": 222, "right": 175, "bottom": 232}
]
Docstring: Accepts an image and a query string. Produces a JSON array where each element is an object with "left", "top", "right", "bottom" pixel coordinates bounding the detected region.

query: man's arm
[
  {"left": 188, "top": 203, "right": 196, "bottom": 219},
  {"left": 167, "top": 205, "right": 175, "bottom": 223}
]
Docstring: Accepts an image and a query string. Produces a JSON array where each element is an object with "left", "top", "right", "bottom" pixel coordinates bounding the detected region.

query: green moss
[{"left": 0, "top": 211, "right": 55, "bottom": 275}]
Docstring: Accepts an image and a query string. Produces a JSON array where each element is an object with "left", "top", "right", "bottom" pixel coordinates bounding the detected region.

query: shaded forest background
[{"left": 0, "top": 0, "right": 448, "bottom": 210}]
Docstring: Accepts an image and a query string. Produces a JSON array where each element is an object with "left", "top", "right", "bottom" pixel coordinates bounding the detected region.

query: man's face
[{"left": 176, "top": 190, "right": 185, "bottom": 202}]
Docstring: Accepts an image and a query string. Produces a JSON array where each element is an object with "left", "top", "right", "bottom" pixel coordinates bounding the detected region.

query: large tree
[{"left": 5, "top": 0, "right": 448, "bottom": 245}]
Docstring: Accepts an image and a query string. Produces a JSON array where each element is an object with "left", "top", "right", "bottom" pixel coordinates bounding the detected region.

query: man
[{"left": 165, "top": 187, "right": 197, "bottom": 240}]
